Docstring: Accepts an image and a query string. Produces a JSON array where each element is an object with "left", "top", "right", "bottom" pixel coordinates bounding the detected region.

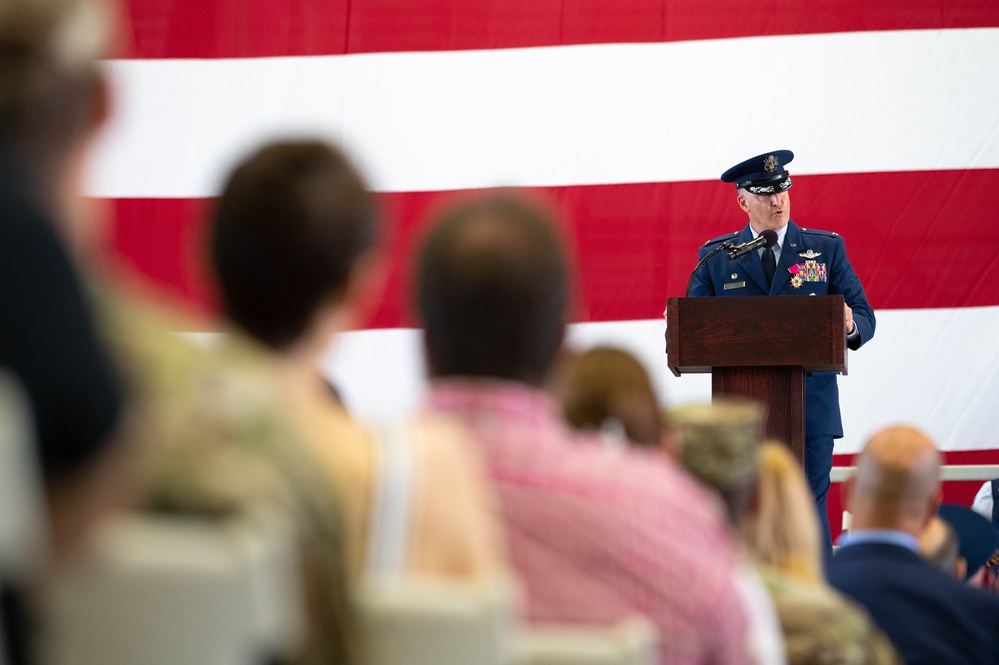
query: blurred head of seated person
[
  {"left": 0, "top": 0, "right": 128, "bottom": 562},
  {"left": 0, "top": 0, "right": 117, "bottom": 260},
  {"left": 938, "top": 503, "right": 999, "bottom": 590},
  {"left": 416, "top": 192, "right": 568, "bottom": 388},
  {"left": 919, "top": 515, "right": 964, "bottom": 579},
  {"left": 415, "top": 192, "right": 752, "bottom": 665},
  {"left": 552, "top": 346, "right": 661, "bottom": 449},
  {"left": 670, "top": 399, "right": 764, "bottom": 529},
  {"left": 827, "top": 426, "right": 999, "bottom": 665},
  {"left": 210, "top": 141, "right": 506, "bottom": 582},
  {"left": 743, "top": 442, "right": 903, "bottom": 665}
]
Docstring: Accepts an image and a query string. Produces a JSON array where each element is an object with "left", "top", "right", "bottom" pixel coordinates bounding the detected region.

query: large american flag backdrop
[{"left": 96, "top": 1, "right": 999, "bottom": 521}]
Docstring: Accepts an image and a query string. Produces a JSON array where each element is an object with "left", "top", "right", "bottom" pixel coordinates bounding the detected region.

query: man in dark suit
[
  {"left": 685, "top": 150, "right": 875, "bottom": 554},
  {"left": 828, "top": 426, "right": 999, "bottom": 665}
]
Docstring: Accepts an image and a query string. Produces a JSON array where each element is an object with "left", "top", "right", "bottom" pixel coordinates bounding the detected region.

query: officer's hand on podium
[{"left": 844, "top": 303, "right": 855, "bottom": 334}]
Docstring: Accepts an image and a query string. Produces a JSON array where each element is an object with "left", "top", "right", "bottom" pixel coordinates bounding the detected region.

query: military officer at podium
[{"left": 686, "top": 150, "right": 875, "bottom": 557}]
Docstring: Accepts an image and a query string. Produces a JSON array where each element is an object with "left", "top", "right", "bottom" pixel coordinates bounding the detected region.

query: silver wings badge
[{"left": 798, "top": 249, "right": 822, "bottom": 259}]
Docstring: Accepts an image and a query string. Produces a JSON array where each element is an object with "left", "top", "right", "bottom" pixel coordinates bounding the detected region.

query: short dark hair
[
  {"left": 211, "top": 141, "right": 377, "bottom": 350},
  {"left": 414, "top": 193, "right": 569, "bottom": 386}
]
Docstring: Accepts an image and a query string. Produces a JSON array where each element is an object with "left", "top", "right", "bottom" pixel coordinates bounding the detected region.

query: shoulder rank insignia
[
  {"left": 702, "top": 231, "right": 739, "bottom": 247},
  {"left": 801, "top": 228, "right": 839, "bottom": 238},
  {"left": 798, "top": 249, "right": 822, "bottom": 259}
]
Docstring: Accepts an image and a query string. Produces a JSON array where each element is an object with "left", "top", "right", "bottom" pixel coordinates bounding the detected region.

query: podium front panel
[{"left": 666, "top": 295, "right": 846, "bottom": 375}]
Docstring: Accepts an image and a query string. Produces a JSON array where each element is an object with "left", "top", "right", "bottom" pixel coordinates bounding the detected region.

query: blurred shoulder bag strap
[{"left": 366, "top": 425, "right": 422, "bottom": 576}]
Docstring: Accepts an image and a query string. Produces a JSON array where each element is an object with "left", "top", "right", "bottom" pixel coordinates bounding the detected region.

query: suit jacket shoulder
[{"left": 829, "top": 542, "right": 999, "bottom": 665}]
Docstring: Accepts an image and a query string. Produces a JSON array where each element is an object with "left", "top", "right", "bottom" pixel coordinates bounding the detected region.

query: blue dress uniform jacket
[
  {"left": 828, "top": 542, "right": 999, "bottom": 665},
  {"left": 688, "top": 219, "right": 875, "bottom": 438}
]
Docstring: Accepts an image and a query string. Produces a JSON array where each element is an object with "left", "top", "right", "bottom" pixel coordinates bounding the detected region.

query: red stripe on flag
[
  {"left": 120, "top": 0, "right": 999, "bottom": 59},
  {"left": 108, "top": 197, "right": 218, "bottom": 317},
  {"left": 105, "top": 168, "right": 999, "bottom": 329}
]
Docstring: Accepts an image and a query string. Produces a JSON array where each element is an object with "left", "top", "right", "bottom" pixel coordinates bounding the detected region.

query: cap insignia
[{"left": 763, "top": 155, "right": 779, "bottom": 172}]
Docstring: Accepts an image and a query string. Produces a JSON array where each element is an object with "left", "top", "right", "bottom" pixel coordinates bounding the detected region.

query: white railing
[{"left": 831, "top": 465, "right": 999, "bottom": 483}]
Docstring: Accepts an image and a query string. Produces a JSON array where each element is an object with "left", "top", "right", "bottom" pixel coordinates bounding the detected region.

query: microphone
[
  {"left": 727, "top": 229, "right": 778, "bottom": 259},
  {"left": 684, "top": 238, "right": 735, "bottom": 297}
]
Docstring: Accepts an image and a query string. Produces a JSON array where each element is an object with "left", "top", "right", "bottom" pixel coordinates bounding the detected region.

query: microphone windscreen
[{"left": 761, "top": 229, "right": 778, "bottom": 247}]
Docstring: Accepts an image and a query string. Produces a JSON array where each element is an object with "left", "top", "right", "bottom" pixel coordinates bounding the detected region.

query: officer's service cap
[{"left": 721, "top": 150, "right": 794, "bottom": 195}]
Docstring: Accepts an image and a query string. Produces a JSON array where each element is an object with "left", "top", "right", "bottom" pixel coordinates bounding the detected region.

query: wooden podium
[{"left": 666, "top": 295, "right": 846, "bottom": 463}]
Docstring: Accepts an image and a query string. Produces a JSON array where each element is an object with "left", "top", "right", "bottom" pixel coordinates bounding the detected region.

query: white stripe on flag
[
  {"left": 311, "top": 306, "right": 999, "bottom": 453},
  {"left": 88, "top": 28, "right": 999, "bottom": 198}
]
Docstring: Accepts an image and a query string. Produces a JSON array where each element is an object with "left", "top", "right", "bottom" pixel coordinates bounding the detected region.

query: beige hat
[{"left": 670, "top": 399, "right": 765, "bottom": 491}]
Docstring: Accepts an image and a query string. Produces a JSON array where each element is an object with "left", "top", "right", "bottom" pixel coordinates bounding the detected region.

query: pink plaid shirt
[{"left": 426, "top": 380, "right": 752, "bottom": 665}]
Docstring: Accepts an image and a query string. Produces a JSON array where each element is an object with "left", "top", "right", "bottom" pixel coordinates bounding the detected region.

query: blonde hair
[{"left": 743, "top": 441, "right": 824, "bottom": 585}]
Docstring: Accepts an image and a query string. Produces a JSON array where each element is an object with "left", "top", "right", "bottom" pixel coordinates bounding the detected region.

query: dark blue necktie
[{"left": 762, "top": 244, "right": 777, "bottom": 288}]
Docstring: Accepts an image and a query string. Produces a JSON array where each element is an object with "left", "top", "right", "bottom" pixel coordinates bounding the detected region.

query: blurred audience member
[
  {"left": 828, "top": 426, "right": 999, "bottom": 665},
  {"left": 118, "top": 321, "right": 361, "bottom": 665},
  {"left": 0, "top": 0, "right": 127, "bottom": 561},
  {"left": 672, "top": 400, "right": 764, "bottom": 525},
  {"left": 414, "top": 192, "right": 749, "bottom": 665},
  {"left": 0, "top": 3, "right": 368, "bottom": 663},
  {"left": 973, "top": 478, "right": 999, "bottom": 525},
  {"left": 670, "top": 400, "right": 786, "bottom": 665},
  {"left": 919, "top": 516, "right": 963, "bottom": 579},
  {"left": 210, "top": 141, "right": 506, "bottom": 582},
  {"left": 938, "top": 504, "right": 999, "bottom": 590},
  {"left": 971, "top": 477, "right": 999, "bottom": 592},
  {"left": 745, "top": 442, "right": 901, "bottom": 665},
  {"left": 553, "top": 346, "right": 661, "bottom": 448}
]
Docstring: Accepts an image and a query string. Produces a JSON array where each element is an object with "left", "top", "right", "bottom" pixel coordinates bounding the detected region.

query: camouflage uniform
[
  {"left": 761, "top": 566, "right": 901, "bottom": 665},
  {"left": 98, "top": 292, "right": 361, "bottom": 665}
]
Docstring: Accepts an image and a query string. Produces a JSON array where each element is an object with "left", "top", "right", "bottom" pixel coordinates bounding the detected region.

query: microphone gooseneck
[{"left": 685, "top": 239, "right": 734, "bottom": 297}]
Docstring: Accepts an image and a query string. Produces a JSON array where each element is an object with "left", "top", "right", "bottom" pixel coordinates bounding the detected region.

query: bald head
[{"left": 848, "top": 426, "right": 941, "bottom": 535}]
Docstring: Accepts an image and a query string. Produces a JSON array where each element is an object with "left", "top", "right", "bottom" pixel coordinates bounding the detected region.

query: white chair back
[
  {"left": 517, "top": 617, "right": 657, "bottom": 665},
  {"left": 40, "top": 507, "right": 304, "bottom": 665},
  {"left": 356, "top": 576, "right": 520, "bottom": 665}
]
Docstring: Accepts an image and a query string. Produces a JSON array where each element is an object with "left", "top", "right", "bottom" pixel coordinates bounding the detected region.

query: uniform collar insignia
[{"left": 798, "top": 249, "right": 822, "bottom": 259}]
